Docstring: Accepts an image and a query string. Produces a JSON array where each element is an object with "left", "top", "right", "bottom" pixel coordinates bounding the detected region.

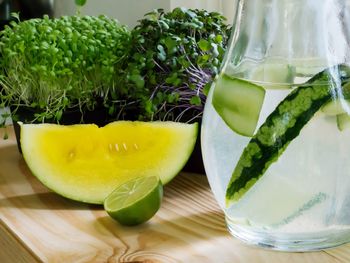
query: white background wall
[
  {"left": 54, "top": 0, "right": 171, "bottom": 28},
  {"left": 170, "top": 0, "right": 235, "bottom": 23},
  {"left": 54, "top": 0, "right": 236, "bottom": 28}
]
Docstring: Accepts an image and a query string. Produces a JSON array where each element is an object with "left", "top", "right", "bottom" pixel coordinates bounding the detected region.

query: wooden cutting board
[{"left": 0, "top": 127, "right": 348, "bottom": 263}]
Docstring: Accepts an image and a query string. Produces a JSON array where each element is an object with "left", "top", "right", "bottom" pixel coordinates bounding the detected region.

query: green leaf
[
  {"left": 62, "top": 97, "right": 69, "bottom": 107},
  {"left": 108, "top": 105, "right": 116, "bottom": 115},
  {"left": 178, "top": 56, "right": 190, "bottom": 68},
  {"left": 55, "top": 110, "right": 63, "bottom": 121},
  {"left": 203, "top": 82, "right": 211, "bottom": 96},
  {"left": 149, "top": 74, "right": 157, "bottom": 85},
  {"left": 129, "top": 74, "right": 145, "bottom": 89},
  {"left": 197, "top": 54, "right": 210, "bottom": 67},
  {"left": 10, "top": 12, "right": 20, "bottom": 22},
  {"left": 145, "top": 100, "right": 154, "bottom": 114},
  {"left": 215, "top": 34, "right": 223, "bottom": 43},
  {"left": 164, "top": 37, "right": 177, "bottom": 54},
  {"left": 144, "top": 11, "right": 159, "bottom": 21},
  {"left": 186, "top": 10, "right": 197, "bottom": 18},
  {"left": 198, "top": 39, "right": 211, "bottom": 52},
  {"left": 190, "top": 96, "right": 202, "bottom": 106},
  {"left": 158, "top": 20, "right": 169, "bottom": 30},
  {"left": 75, "top": 0, "right": 87, "bottom": 6},
  {"left": 173, "top": 78, "right": 182, "bottom": 87},
  {"left": 156, "top": 91, "right": 165, "bottom": 101},
  {"left": 165, "top": 73, "right": 179, "bottom": 85},
  {"left": 167, "top": 92, "right": 179, "bottom": 103}
]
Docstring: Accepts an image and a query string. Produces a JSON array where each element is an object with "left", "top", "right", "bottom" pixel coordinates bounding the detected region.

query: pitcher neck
[{"left": 224, "top": 0, "right": 350, "bottom": 78}]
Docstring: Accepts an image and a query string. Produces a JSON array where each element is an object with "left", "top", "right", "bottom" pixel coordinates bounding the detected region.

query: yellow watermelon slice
[{"left": 20, "top": 121, "right": 198, "bottom": 204}]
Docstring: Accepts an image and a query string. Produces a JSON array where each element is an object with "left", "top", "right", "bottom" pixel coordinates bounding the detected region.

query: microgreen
[
  {"left": 75, "top": 0, "right": 87, "bottom": 7},
  {"left": 125, "top": 8, "right": 231, "bottom": 122},
  {"left": 0, "top": 14, "right": 130, "bottom": 125},
  {"left": 0, "top": 8, "right": 231, "bottom": 128}
]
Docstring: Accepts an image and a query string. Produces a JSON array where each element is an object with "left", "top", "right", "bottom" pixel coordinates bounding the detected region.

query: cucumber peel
[
  {"left": 226, "top": 64, "right": 350, "bottom": 207},
  {"left": 212, "top": 74, "right": 265, "bottom": 137}
]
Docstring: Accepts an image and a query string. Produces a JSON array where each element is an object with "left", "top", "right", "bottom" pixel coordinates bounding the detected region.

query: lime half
[{"left": 104, "top": 176, "right": 163, "bottom": 226}]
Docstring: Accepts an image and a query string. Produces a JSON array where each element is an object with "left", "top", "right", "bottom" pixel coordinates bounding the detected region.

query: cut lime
[
  {"left": 104, "top": 176, "right": 163, "bottom": 226},
  {"left": 212, "top": 74, "right": 265, "bottom": 137}
]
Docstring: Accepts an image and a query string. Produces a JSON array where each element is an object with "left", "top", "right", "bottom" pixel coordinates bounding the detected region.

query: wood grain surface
[{"left": 0, "top": 126, "right": 349, "bottom": 263}]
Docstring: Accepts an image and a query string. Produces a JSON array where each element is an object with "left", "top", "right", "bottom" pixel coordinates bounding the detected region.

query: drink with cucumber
[{"left": 201, "top": 0, "right": 350, "bottom": 251}]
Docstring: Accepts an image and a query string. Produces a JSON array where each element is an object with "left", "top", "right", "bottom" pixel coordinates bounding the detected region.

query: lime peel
[{"left": 104, "top": 176, "right": 163, "bottom": 226}]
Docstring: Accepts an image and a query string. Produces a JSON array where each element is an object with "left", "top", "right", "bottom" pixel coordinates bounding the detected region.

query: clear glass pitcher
[{"left": 201, "top": 0, "right": 350, "bottom": 251}]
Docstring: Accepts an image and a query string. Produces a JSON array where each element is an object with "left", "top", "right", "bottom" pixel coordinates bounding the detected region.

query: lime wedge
[{"left": 104, "top": 176, "right": 163, "bottom": 226}]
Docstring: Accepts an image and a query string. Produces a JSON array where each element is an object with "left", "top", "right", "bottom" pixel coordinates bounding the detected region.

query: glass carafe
[{"left": 201, "top": 0, "right": 350, "bottom": 251}]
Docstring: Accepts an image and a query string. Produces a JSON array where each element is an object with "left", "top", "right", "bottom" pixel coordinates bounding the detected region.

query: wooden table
[{"left": 0, "top": 127, "right": 349, "bottom": 263}]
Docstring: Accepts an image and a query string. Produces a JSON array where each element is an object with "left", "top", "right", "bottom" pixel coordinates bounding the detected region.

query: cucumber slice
[
  {"left": 292, "top": 58, "right": 328, "bottom": 76},
  {"left": 249, "top": 63, "right": 295, "bottom": 89},
  {"left": 321, "top": 99, "right": 350, "bottom": 116},
  {"left": 212, "top": 74, "right": 265, "bottom": 137},
  {"left": 337, "top": 113, "right": 350, "bottom": 131}
]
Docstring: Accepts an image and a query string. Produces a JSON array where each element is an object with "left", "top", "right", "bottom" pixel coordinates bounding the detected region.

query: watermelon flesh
[{"left": 20, "top": 121, "right": 198, "bottom": 204}]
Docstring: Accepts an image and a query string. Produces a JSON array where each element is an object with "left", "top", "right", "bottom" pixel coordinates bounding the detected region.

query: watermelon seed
[
  {"left": 122, "top": 143, "right": 127, "bottom": 151},
  {"left": 115, "top": 143, "right": 120, "bottom": 152},
  {"left": 68, "top": 150, "right": 75, "bottom": 160}
]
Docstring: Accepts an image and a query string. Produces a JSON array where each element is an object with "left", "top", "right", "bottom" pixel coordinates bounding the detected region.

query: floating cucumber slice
[
  {"left": 249, "top": 63, "right": 295, "bottom": 89},
  {"left": 337, "top": 113, "right": 350, "bottom": 131},
  {"left": 292, "top": 58, "right": 328, "bottom": 76},
  {"left": 212, "top": 74, "right": 265, "bottom": 137},
  {"left": 321, "top": 99, "right": 350, "bottom": 116}
]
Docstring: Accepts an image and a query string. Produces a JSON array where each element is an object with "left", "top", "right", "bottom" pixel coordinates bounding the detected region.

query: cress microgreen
[{"left": 0, "top": 14, "right": 130, "bottom": 125}]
